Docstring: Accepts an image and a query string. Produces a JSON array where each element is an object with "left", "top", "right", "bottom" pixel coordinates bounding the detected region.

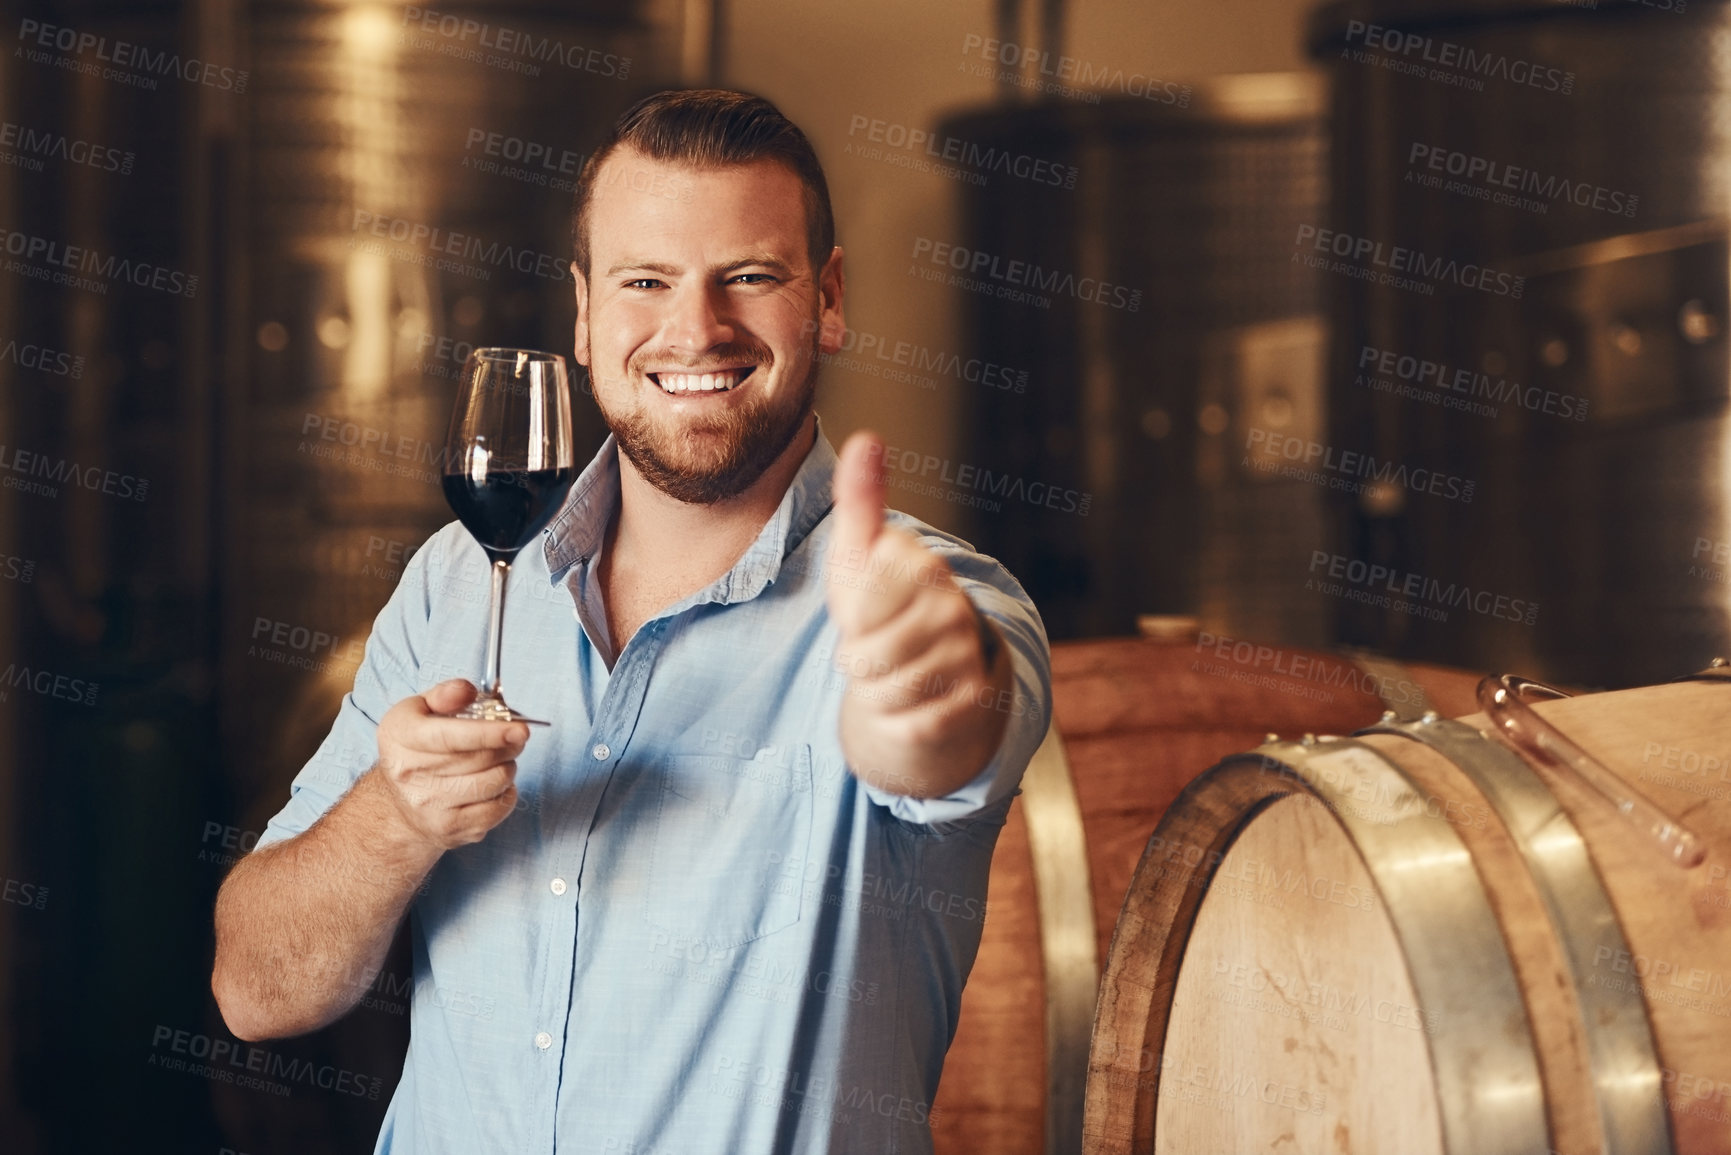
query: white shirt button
[
  {"left": 591, "top": 743, "right": 611, "bottom": 761},
  {"left": 534, "top": 1031, "right": 552, "bottom": 1051},
  {"left": 550, "top": 877, "right": 567, "bottom": 896}
]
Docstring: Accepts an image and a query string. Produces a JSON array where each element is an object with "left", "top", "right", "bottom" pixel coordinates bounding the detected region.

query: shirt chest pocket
[{"left": 644, "top": 746, "right": 814, "bottom": 950}]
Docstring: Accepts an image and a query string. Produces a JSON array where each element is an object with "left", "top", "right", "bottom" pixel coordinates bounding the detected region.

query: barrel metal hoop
[
  {"left": 1360, "top": 717, "right": 1674, "bottom": 1155},
  {"left": 1021, "top": 722, "right": 1101, "bottom": 1155},
  {"left": 1083, "top": 739, "right": 1548, "bottom": 1155}
]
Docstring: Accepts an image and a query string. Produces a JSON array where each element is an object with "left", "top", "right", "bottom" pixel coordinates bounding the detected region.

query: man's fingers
[
  {"left": 392, "top": 746, "right": 522, "bottom": 779},
  {"left": 832, "top": 429, "right": 887, "bottom": 558},
  {"left": 444, "top": 764, "right": 517, "bottom": 807},
  {"left": 842, "top": 588, "right": 977, "bottom": 678},
  {"left": 405, "top": 714, "right": 529, "bottom": 757},
  {"left": 452, "top": 780, "right": 519, "bottom": 813},
  {"left": 380, "top": 684, "right": 527, "bottom": 765},
  {"left": 831, "top": 526, "right": 953, "bottom": 638},
  {"left": 393, "top": 761, "right": 515, "bottom": 807},
  {"left": 375, "top": 686, "right": 529, "bottom": 848},
  {"left": 431, "top": 719, "right": 528, "bottom": 757}
]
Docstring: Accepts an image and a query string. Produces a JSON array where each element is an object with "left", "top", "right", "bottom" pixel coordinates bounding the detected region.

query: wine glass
[{"left": 441, "top": 348, "right": 578, "bottom": 724}]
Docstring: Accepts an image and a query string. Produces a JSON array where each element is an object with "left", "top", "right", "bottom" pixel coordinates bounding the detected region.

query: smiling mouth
[{"left": 649, "top": 367, "right": 756, "bottom": 395}]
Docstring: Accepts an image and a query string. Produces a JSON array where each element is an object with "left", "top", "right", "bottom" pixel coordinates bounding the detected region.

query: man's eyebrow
[
  {"left": 605, "top": 260, "right": 682, "bottom": 278},
  {"left": 604, "top": 254, "right": 799, "bottom": 279}
]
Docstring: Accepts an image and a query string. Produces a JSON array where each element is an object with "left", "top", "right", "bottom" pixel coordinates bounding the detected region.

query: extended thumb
[{"left": 833, "top": 430, "right": 887, "bottom": 554}]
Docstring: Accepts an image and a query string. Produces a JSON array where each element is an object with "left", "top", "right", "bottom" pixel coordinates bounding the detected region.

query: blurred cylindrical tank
[
  {"left": 1310, "top": 0, "right": 1731, "bottom": 686},
  {"left": 943, "top": 75, "right": 1330, "bottom": 644},
  {"left": 230, "top": 0, "right": 660, "bottom": 781},
  {"left": 213, "top": 2, "right": 665, "bottom": 1148}
]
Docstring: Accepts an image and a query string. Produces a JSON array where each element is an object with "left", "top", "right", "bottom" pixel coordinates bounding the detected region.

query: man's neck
[{"left": 604, "top": 410, "right": 818, "bottom": 590}]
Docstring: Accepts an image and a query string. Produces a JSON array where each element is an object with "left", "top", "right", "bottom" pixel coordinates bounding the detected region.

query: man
[{"left": 213, "top": 89, "right": 1051, "bottom": 1154}]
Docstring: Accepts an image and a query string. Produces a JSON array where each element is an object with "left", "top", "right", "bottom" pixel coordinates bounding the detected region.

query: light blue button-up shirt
[{"left": 257, "top": 415, "right": 1053, "bottom": 1154}]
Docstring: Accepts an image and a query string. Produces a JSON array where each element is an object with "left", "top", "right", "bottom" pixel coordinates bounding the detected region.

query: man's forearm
[{"left": 212, "top": 768, "right": 442, "bottom": 1040}]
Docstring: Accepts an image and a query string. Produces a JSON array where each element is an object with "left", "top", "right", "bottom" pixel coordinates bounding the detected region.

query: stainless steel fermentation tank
[
  {"left": 1312, "top": 0, "right": 1731, "bottom": 686},
  {"left": 944, "top": 76, "right": 1332, "bottom": 645}
]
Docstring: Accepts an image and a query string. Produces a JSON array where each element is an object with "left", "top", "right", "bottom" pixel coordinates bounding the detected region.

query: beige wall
[{"left": 723, "top": 0, "right": 1318, "bottom": 531}]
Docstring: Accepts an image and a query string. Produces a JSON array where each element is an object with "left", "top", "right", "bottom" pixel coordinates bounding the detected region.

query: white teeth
[{"left": 657, "top": 370, "right": 745, "bottom": 394}]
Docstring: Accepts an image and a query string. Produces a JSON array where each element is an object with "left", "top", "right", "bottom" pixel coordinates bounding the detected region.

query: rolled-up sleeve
[
  {"left": 859, "top": 535, "right": 1053, "bottom": 827},
  {"left": 253, "top": 526, "right": 452, "bottom": 850}
]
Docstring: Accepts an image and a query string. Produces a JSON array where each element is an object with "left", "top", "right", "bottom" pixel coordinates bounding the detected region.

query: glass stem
[{"left": 481, "top": 558, "right": 510, "bottom": 699}]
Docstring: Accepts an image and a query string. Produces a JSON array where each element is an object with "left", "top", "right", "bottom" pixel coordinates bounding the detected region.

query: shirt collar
[{"left": 541, "top": 414, "right": 838, "bottom": 606}]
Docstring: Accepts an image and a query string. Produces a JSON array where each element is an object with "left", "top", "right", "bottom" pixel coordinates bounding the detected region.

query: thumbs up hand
[{"left": 824, "top": 430, "right": 1012, "bottom": 798}]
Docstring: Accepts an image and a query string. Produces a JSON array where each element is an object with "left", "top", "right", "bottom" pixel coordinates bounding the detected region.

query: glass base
[{"left": 455, "top": 693, "right": 550, "bottom": 726}]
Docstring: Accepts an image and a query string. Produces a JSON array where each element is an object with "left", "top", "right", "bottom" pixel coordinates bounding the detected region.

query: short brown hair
[{"left": 570, "top": 89, "right": 835, "bottom": 278}]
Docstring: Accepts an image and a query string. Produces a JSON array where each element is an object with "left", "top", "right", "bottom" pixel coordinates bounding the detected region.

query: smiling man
[{"left": 213, "top": 90, "right": 1052, "bottom": 1155}]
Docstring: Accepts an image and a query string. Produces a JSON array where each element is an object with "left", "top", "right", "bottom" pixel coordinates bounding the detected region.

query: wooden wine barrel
[
  {"left": 1085, "top": 673, "right": 1731, "bottom": 1155},
  {"left": 930, "top": 627, "right": 1484, "bottom": 1155}
]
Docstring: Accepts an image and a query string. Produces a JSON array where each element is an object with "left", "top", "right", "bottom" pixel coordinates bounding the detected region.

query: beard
[{"left": 593, "top": 330, "right": 819, "bottom": 505}]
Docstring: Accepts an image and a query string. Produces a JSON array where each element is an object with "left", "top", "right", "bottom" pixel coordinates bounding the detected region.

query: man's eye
[
  {"left": 730, "top": 273, "right": 776, "bottom": 285},
  {"left": 624, "top": 278, "right": 664, "bottom": 290}
]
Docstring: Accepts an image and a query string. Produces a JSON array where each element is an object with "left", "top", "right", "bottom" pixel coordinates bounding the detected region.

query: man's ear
[
  {"left": 816, "top": 245, "right": 846, "bottom": 354},
  {"left": 570, "top": 261, "right": 591, "bottom": 367}
]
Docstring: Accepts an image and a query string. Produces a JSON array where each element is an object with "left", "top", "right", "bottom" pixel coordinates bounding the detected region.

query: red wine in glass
[
  {"left": 442, "top": 348, "right": 578, "bottom": 723},
  {"left": 440, "top": 468, "right": 576, "bottom": 563}
]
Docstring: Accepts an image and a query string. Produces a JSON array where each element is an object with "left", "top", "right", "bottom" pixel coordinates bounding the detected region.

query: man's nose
[{"left": 663, "top": 282, "right": 735, "bottom": 352}]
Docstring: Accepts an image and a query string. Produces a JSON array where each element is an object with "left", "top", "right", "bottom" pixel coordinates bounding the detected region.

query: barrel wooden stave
[
  {"left": 929, "top": 798, "right": 1045, "bottom": 1147},
  {"left": 1159, "top": 793, "right": 1444, "bottom": 1155},
  {"left": 1049, "top": 639, "right": 1400, "bottom": 737}
]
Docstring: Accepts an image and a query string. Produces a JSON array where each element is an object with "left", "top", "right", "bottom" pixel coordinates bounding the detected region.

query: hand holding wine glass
[{"left": 441, "top": 348, "right": 578, "bottom": 724}]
